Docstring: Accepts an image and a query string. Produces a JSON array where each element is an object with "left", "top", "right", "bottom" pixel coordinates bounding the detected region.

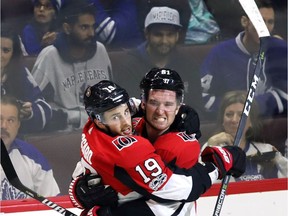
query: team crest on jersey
[
  {"left": 1, "top": 178, "right": 26, "bottom": 200},
  {"left": 112, "top": 136, "right": 138, "bottom": 151},
  {"left": 149, "top": 173, "right": 167, "bottom": 191},
  {"left": 177, "top": 132, "right": 196, "bottom": 141}
]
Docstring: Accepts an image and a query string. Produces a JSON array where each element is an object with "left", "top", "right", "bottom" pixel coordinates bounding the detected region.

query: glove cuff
[
  {"left": 201, "top": 146, "right": 233, "bottom": 179},
  {"left": 87, "top": 206, "right": 101, "bottom": 216},
  {"left": 69, "top": 177, "right": 84, "bottom": 209}
]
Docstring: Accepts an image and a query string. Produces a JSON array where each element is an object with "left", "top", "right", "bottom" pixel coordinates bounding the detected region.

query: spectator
[
  {"left": 112, "top": 6, "right": 204, "bottom": 116},
  {"left": 200, "top": 0, "right": 287, "bottom": 120},
  {"left": 185, "top": 0, "right": 220, "bottom": 45},
  {"left": 1, "top": 24, "right": 52, "bottom": 134},
  {"left": 68, "top": 79, "right": 245, "bottom": 216},
  {"left": 0, "top": 95, "right": 60, "bottom": 200},
  {"left": 21, "top": 0, "right": 63, "bottom": 56},
  {"left": 204, "top": 0, "right": 287, "bottom": 40},
  {"left": 88, "top": 0, "right": 144, "bottom": 50},
  {"left": 31, "top": 0, "right": 113, "bottom": 132},
  {"left": 202, "top": 91, "right": 288, "bottom": 181},
  {"left": 136, "top": 0, "right": 192, "bottom": 44}
]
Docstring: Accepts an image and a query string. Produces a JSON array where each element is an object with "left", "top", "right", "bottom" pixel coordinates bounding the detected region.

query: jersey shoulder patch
[
  {"left": 112, "top": 136, "right": 138, "bottom": 151},
  {"left": 176, "top": 132, "right": 197, "bottom": 142}
]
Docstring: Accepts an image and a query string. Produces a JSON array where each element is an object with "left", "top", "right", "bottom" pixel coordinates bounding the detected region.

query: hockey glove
[
  {"left": 169, "top": 104, "right": 201, "bottom": 139},
  {"left": 80, "top": 206, "right": 113, "bottom": 216},
  {"left": 201, "top": 146, "right": 246, "bottom": 179},
  {"left": 69, "top": 174, "right": 118, "bottom": 209}
]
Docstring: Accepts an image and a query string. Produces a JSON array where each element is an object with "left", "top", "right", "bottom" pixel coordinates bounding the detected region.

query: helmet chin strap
[
  {"left": 95, "top": 121, "right": 118, "bottom": 137},
  {"left": 104, "top": 125, "right": 119, "bottom": 137}
]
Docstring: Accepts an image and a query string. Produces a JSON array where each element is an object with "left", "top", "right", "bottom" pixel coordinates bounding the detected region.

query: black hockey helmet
[
  {"left": 140, "top": 68, "right": 184, "bottom": 103},
  {"left": 84, "top": 80, "right": 130, "bottom": 121}
]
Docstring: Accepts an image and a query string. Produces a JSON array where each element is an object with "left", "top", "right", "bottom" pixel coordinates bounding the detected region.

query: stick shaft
[
  {"left": 1, "top": 139, "right": 78, "bottom": 216},
  {"left": 212, "top": 0, "right": 271, "bottom": 215}
]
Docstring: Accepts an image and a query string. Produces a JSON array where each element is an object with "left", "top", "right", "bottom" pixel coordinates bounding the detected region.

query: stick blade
[{"left": 239, "top": 0, "right": 270, "bottom": 37}]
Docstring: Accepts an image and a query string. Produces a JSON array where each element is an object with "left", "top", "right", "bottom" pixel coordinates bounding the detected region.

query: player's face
[
  {"left": 222, "top": 103, "right": 251, "bottom": 138},
  {"left": 34, "top": 0, "right": 56, "bottom": 24},
  {"left": 102, "top": 104, "right": 133, "bottom": 136},
  {"left": 142, "top": 89, "right": 179, "bottom": 132},
  {"left": 0, "top": 37, "right": 13, "bottom": 72},
  {"left": 69, "top": 14, "right": 95, "bottom": 47},
  {"left": 0, "top": 104, "right": 21, "bottom": 148},
  {"left": 245, "top": 7, "right": 275, "bottom": 44},
  {"left": 146, "top": 25, "right": 179, "bottom": 56}
]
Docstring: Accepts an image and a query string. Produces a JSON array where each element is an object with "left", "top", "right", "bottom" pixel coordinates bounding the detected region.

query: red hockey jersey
[{"left": 133, "top": 117, "right": 201, "bottom": 169}]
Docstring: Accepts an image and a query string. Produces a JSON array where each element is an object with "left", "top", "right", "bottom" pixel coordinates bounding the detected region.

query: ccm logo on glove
[{"left": 215, "top": 146, "right": 231, "bottom": 163}]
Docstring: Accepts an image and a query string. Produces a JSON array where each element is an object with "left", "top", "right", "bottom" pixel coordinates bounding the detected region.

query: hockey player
[
  {"left": 69, "top": 79, "right": 246, "bottom": 215},
  {"left": 133, "top": 68, "right": 201, "bottom": 169}
]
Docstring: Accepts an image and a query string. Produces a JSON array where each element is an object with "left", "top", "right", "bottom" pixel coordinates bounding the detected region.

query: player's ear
[
  {"left": 175, "top": 31, "right": 179, "bottom": 41},
  {"left": 94, "top": 119, "right": 106, "bottom": 129},
  {"left": 175, "top": 105, "right": 181, "bottom": 115},
  {"left": 140, "top": 100, "right": 146, "bottom": 111},
  {"left": 241, "top": 15, "right": 249, "bottom": 28}
]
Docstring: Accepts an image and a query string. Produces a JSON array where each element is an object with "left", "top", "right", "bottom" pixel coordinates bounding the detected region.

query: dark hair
[
  {"left": 60, "top": 0, "right": 95, "bottom": 25},
  {"left": 240, "top": 0, "right": 274, "bottom": 16},
  {"left": 1, "top": 95, "right": 21, "bottom": 119},
  {"left": 33, "top": 0, "right": 62, "bottom": 13},
  {"left": 215, "top": 90, "right": 262, "bottom": 142},
  {"left": 1, "top": 24, "right": 23, "bottom": 63},
  {"left": 1, "top": 24, "right": 24, "bottom": 97}
]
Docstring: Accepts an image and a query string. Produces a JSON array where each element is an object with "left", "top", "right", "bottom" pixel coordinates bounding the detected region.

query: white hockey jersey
[{"left": 0, "top": 138, "right": 60, "bottom": 200}]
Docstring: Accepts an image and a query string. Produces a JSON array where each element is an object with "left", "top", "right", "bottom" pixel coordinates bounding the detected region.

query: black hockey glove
[
  {"left": 80, "top": 206, "right": 113, "bottom": 216},
  {"left": 69, "top": 174, "right": 118, "bottom": 209},
  {"left": 170, "top": 104, "right": 201, "bottom": 139},
  {"left": 201, "top": 146, "right": 246, "bottom": 179}
]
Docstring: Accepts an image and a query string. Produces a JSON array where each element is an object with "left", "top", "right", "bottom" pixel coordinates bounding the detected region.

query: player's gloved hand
[
  {"left": 201, "top": 146, "right": 246, "bottom": 179},
  {"left": 80, "top": 206, "right": 113, "bottom": 216},
  {"left": 129, "top": 97, "right": 141, "bottom": 115},
  {"left": 69, "top": 174, "right": 118, "bottom": 209},
  {"left": 170, "top": 104, "right": 201, "bottom": 139}
]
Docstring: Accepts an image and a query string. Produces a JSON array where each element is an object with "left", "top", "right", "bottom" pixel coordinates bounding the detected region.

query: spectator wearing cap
[
  {"left": 21, "top": 0, "right": 63, "bottom": 56},
  {"left": 136, "top": 0, "right": 192, "bottom": 44},
  {"left": 112, "top": 6, "right": 205, "bottom": 117}
]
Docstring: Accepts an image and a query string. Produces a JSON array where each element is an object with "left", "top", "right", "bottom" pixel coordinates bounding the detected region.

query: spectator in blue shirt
[
  {"left": 200, "top": 0, "right": 287, "bottom": 120},
  {"left": 21, "top": 0, "right": 63, "bottom": 56},
  {"left": 88, "top": 0, "right": 144, "bottom": 50},
  {"left": 1, "top": 24, "right": 52, "bottom": 134}
]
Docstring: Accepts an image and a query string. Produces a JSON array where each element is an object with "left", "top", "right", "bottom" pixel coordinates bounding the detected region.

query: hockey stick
[
  {"left": 1, "top": 139, "right": 78, "bottom": 216},
  {"left": 212, "top": 0, "right": 270, "bottom": 215}
]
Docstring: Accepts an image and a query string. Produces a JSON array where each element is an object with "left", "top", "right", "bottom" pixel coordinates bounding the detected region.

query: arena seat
[{"left": 23, "top": 56, "right": 38, "bottom": 72}]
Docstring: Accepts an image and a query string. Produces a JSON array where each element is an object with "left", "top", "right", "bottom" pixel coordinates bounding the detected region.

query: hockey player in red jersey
[
  {"left": 133, "top": 68, "right": 201, "bottom": 169},
  {"left": 69, "top": 77, "right": 246, "bottom": 216}
]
